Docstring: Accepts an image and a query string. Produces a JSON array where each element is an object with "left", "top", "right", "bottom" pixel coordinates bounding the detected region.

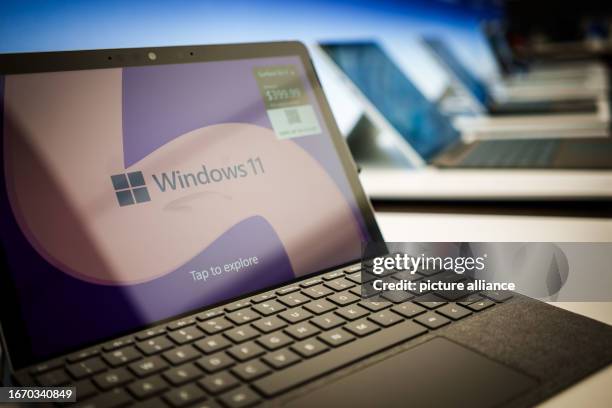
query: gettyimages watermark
[{"left": 361, "top": 242, "right": 612, "bottom": 302}]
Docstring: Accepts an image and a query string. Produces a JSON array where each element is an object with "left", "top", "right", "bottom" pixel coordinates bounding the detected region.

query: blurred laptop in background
[
  {"left": 421, "top": 37, "right": 606, "bottom": 116},
  {"left": 317, "top": 41, "right": 612, "bottom": 200},
  {"left": 481, "top": 19, "right": 607, "bottom": 98},
  {"left": 418, "top": 37, "right": 610, "bottom": 139}
]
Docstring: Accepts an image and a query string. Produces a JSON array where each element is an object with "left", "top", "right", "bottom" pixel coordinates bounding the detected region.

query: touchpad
[{"left": 283, "top": 337, "right": 537, "bottom": 408}]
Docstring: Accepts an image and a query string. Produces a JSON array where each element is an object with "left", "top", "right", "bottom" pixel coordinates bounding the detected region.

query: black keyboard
[
  {"left": 457, "top": 139, "right": 559, "bottom": 168},
  {"left": 15, "top": 265, "right": 511, "bottom": 408}
]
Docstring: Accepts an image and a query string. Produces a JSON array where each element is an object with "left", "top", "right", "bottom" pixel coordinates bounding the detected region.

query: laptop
[
  {"left": 421, "top": 37, "right": 601, "bottom": 116},
  {"left": 1, "top": 42, "right": 611, "bottom": 408},
  {"left": 318, "top": 41, "right": 612, "bottom": 172}
]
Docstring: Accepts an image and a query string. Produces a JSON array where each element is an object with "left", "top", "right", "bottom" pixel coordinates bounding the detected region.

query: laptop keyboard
[
  {"left": 17, "top": 265, "right": 511, "bottom": 408},
  {"left": 457, "top": 139, "right": 560, "bottom": 168}
]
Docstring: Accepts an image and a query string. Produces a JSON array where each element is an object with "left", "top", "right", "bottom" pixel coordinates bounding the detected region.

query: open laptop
[
  {"left": 318, "top": 41, "right": 612, "bottom": 173},
  {"left": 481, "top": 19, "right": 601, "bottom": 83},
  {"left": 1, "top": 42, "right": 611, "bottom": 408},
  {"left": 421, "top": 37, "right": 601, "bottom": 116}
]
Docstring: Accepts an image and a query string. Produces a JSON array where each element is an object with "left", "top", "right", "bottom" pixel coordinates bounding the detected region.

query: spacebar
[{"left": 253, "top": 320, "right": 428, "bottom": 397}]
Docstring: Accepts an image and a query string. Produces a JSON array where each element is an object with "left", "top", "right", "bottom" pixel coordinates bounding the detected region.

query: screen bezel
[{"left": 0, "top": 41, "right": 384, "bottom": 371}]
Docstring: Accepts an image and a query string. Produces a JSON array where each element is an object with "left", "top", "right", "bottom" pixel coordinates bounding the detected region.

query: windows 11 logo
[{"left": 110, "top": 171, "right": 151, "bottom": 207}]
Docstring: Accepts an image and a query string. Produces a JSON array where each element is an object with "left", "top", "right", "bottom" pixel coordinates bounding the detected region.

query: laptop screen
[
  {"left": 320, "top": 42, "right": 459, "bottom": 160},
  {"left": 422, "top": 38, "right": 491, "bottom": 108},
  {"left": 0, "top": 54, "right": 371, "bottom": 361}
]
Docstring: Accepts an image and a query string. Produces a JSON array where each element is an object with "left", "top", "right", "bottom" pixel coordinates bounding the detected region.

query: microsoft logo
[{"left": 110, "top": 171, "right": 151, "bottom": 207}]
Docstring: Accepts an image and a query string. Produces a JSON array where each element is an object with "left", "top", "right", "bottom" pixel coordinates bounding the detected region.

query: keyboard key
[
  {"left": 198, "top": 318, "right": 233, "bottom": 335},
  {"left": 335, "top": 305, "right": 369, "bottom": 321},
  {"left": 74, "top": 379, "right": 97, "bottom": 400},
  {"left": 360, "top": 272, "right": 378, "bottom": 283},
  {"left": 127, "top": 375, "right": 169, "bottom": 400},
  {"left": 227, "top": 342, "right": 265, "bottom": 362},
  {"left": 458, "top": 294, "right": 484, "bottom": 305},
  {"left": 414, "top": 296, "right": 448, "bottom": 310},
  {"left": 225, "top": 301, "right": 251, "bottom": 312},
  {"left": 415, "top": 312, "right": 451, "bottom": 329},
  {"left": 360, "top": 281, "right": 384, "bottom": 299},
  {"left": 168, "top": 326, "right": 205, "bottom": 345},
  {"left": 415, "top": 267, "right": 444, "bottom": 277},
  {"left": 291, "top": 339, "right": 329, "bottom": 358},
  {"left": 251, "top": 300, "right": 286, "bottom": 316},
  {"left": 318, "top": 329, "right": 355, "bottom": 347},
  {"left": 327, "top": 291, "right": 360, "bottom": 306},
  {"left": 224, "top": 326, "right": 259, "bottom": 343},
  {"left": 167, "top": 317, "right": 196, "bottom": 331},
  {"left": 344, "top": 264, "right": 361, "bottom": 273},
  {"left": 163, "top": 345, "right": 200, "bottom": 365},
  {"left": 349, "top": 287, "right": 362, "bottom": 297},
  {"left": 303, "top": 299, "right": 336, "bottom": 315},
  {"left": 300, "top": 278, "right": 322, "bottom": 288},
  {"left": 252, "top": 316, "right": 287, "bottom": 333},
  {"left": 277, "top": 292, "right": 310, "bottom": 307},
  {"left": 359, "top": 300, "right": 389, "bottom": 312},
  {"left": 29, "top": 359, "right": 63, "bottom": 375},
  {"left": 226, "top": 309, "right": 260, "bottom": 325},
  {"left": 392, "top": 302, "right": 426, "bottom": 318},
  {"left": 284, "top": 322, "right": 320, "bottom": 340},
  {"left": 345, "top": 272, "right": 362, "bottom": 284},
  {"left": 381, "top": 290, "right": 414, "bottom": 303},
  {"left": 467, "top": 299, "right": 495, "bottom": 311},
  {"left": 103, "top": 346, "right": 141, "bottom": 367},
  {"left": 436, "top": 304, "right": 472, "bottom": 320},
  {"left": 276, "top": 285, "right": 300, "bottom": 295},
  {"left": 278, "top": 307, "right": 312, "bottom": 324},
  {"left": 76, "top": 388, "right": 133, "bottom": 408},
  {"left": 262, "top": 348, "right": 301, "bottom": 369},
  {"left": 218, "top": 386, "right": 261, "bottom": 408},
  {"left": 434, "top": 286, "right": 477, "bottom": 301},
  {"left": 483, "top": 290, "right": 513, "bottom": 302},
  {"left": 344, "top": 319, "right": 380, "bottom": 337},
  {"left": 310, "top": 313, "right": 345, "bottom": 330},
  {"left": 67, "top": 348, "right": 100, "bottom": 364},
  {"left": 195, "top": 335, "right": 231, "bottom": 354},
  {"left": 253, "top": 320, "right": 427, "bottom": 397},
  {"left": 163, "top": 363, "right": 202, "bottom": 386},
  {"left": 196, "top": 352, "right": 235, "bottom": 373},
  {"left": 135, "top": 327, "right": 166, "bottom": 341},
  {"left": 324, "top": 278, "right": 355, "bottom": 291},
  {"left": 368, "top": 310, "right": 402, "bottom": 327},
  {"left": 231, "top": 360, "right": 272, "bottom": 381},
  {"left": 37, "top": 368, "right": 70, "bottom": 386},
  {"left": 189, "top": 401, "right": 222, "bottom": 408},
  {"left": 196, "top": 309, "right": 224, "bottom": 321},
  {"left": 163, "top": 384, "right": 206, "bottom": 407},
  {"left": 129, "top": 356, "right": 168, "bottom": 377},
  {"left": 93, "top": 367, "right": 133, "bottom": 390},
  {"left": 66, "top": 357, "right": 106, "bottom": 380},
  {"left": 137, "top": 336, "right": 174, "bottom": 355},
  {"left": 391, "top": 270, "right": 422, "bottom": 281},
  {"left": 257, "top": 331, "right": 293, "bottom": 350},
  {"left": 198, "top": 371, "right": 240, "bottom": 394},
  {"left": 250, "top": 292, "right": 276, "bottom": 303},
  {"left": 301, "top": 285, "right": 333, "bottom": 299},
  {"left": 103, "top": 337, "right": 134, "bottom": 352},
  {"left": 323, "top": 270, "right": 344, "bottom": 280}
]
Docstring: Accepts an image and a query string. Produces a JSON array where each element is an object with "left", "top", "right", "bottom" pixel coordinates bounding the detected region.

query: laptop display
[
  {"left": 320, "top": 42, "right": 460, "bottom": 160},
  {"left": 421, "top": 37, "right": 491, "bottom": 108},
  {"left": 0, "top": 55, "right": 372, "bottom": 361}
]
